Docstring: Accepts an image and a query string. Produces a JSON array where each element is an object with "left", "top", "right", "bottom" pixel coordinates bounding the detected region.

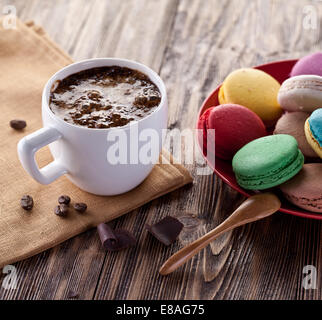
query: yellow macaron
[{"left": 219, "top": 68, "right": 282, "bottom": 126}]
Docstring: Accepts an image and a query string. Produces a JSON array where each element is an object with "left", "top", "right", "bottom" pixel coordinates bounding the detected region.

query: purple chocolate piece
[
  {"left": 291, "top": 52, "right": 322, "bottom": 77},
  {"left": 146, "top": 216, "right": 184, "bottom": 246},
  {"left": 97, "top": 223, "right": 136, "bottom": 251}
]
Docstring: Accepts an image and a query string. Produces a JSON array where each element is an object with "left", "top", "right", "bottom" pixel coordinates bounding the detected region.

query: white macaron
[{"left": 278, "top": 75, "right": 322, "bottom": 112}]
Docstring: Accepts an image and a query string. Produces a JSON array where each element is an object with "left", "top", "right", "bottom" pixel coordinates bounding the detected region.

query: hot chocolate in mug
[{"left": 18, "top": 58, "right": 168, "bottom": 195}]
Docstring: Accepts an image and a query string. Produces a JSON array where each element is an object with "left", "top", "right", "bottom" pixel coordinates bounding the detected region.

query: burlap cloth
[{"left": 0, "top": 19, "right": 192, "bottom": 267}]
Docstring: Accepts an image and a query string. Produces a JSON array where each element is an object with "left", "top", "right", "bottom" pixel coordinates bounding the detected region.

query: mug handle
[{"left": 17, "top": 127, "right": 68, "bottom": 185}]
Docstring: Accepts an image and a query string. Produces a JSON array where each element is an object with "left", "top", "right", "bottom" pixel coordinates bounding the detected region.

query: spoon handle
[
  {"left": 159, "top": 221, "right": 233, "bottom": 275},
  {"left": 159, "top": 193, "right": 280, "bottom": 275}
]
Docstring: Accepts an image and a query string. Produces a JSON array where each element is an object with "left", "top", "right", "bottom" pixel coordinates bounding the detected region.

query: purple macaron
[{"left": 291, "top": 52, "right": 322, "bottom": 77}]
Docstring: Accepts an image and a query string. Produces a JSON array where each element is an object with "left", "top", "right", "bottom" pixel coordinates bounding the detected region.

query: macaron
[
  {"left": 280, "top": 164, "right": 322, "bottom": 213},
  {"left": 291, "top": 52, "right": 322, "bottom": 77},
  {"left": 278, "top": 75, "right": 322, "bottom": 113},
  {"left": 304, "top": 108, "right": 322, "bottom": 158},
  {"left": 218, "top": 68, "right": 282, "bottom": 126},
  {"left": 232, "top": 134, "right": 304, "bottom": 190},
  {"left": 197, "top": 104, "right": 267, "bottom": 160},
  {"left": 274, "top": 111, "right": 318, "bottom": 158}
]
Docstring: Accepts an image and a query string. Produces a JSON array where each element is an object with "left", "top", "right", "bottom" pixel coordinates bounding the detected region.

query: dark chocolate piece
[
  {"left": 10, "top": 119, "right": 26, "bottom": 130},
  {"left": 20, "top": 195, "right": 33, "bottom": 211},
  {"left": 54, "top": 204, "right": 69, "bottom": 217},
  {"left": 146, "top": 216, "right": 183, "bottom": 246},
  {"left": 74, "top": 202, "right": 87, "bottom": 213},
  {"left": 67, "top": 290, "right": 79, "bottom": 299},
  {"left": 58, "top": 195, "right": 71, "bottom": 205},
  {"left": 97, "top": 223, "right": 136, "bottom": 251}
]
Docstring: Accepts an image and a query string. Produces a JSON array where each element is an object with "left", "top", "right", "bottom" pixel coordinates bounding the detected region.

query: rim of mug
[{"left": 42, "top": 57, "right": 167, "bottom": 132}]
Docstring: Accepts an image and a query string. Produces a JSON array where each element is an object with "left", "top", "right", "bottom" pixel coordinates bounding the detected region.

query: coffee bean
[
  {"left": 20, "top": 195, "right": 33, "bottom": 211},
  {"left": 54, "top": 204, "right": 69, "bottom": 217},
  {"left": 10, "top": 119, "right": 26, "bottom": 130},
  {"left": 58, "top": 195, "right": 71, "bottom": 205},
  {"left": 74, "top": 203, "right": 87, "bottom": 213}
]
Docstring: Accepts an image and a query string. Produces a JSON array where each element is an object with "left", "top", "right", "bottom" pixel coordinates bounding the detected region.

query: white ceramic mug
[{"left": 18, "top": 58, "right": 168, "bottom": 195}]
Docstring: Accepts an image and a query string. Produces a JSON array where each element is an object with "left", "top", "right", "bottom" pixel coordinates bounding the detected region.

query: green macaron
[{"left": 232, "top": 134, "right": 304, "bottom": 190}]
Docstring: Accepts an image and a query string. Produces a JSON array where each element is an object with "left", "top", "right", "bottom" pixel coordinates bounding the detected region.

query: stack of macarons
[{"left": 199, "top": 52, "right": 322, "bottom": 213}]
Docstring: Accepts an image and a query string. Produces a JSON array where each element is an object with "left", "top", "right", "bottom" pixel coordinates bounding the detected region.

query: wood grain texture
[{"left": 0, "top": 0, "right": 322, "bottom": 300}]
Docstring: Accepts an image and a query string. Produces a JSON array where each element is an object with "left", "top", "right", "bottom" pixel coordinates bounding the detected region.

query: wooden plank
[
  {"left": 9, "top": 0, "right": 178, "bottom": 68},
  {"left": 0, "top": 0, "right": 178, "bottom": 300}
]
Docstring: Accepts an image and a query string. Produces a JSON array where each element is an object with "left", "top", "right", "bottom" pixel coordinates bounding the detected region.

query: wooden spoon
[{"left": 159, "top": 193, "right": 281, "bottom": 275}]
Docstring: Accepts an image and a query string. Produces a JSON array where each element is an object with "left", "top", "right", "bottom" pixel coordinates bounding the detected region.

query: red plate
[{"left": 197, "top": 59, "right": 322, "bottom": 220}]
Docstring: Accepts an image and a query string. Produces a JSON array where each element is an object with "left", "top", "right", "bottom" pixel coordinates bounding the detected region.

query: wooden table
[{"left": 1, "top": 0, "right": 322, "bottom": 300}]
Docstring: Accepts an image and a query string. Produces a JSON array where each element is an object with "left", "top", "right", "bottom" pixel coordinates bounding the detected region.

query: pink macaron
[
  {"left": 291, "top": 52, "right": 322, "bottom": 77},
  {"left": 197, "top": 104, "right": 267, "bottom": 160}
]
